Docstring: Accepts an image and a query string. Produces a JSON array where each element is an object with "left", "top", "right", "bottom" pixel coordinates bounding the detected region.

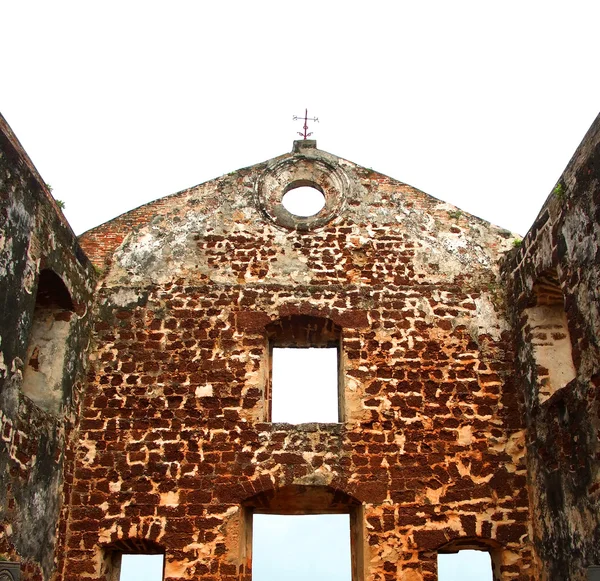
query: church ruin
[{"left": 1, "top": 112, "right": 599, "bottom": 581}]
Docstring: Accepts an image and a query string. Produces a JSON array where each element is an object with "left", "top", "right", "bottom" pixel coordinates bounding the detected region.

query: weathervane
[{"left": 293, "top": 109, "right": 319, "bottom": 139}]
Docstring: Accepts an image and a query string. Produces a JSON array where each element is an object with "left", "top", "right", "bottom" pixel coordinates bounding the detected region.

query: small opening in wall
[
  {"left": 272, "top": 347, "right": 339, "bottom": 423},
  {"left": 266, "top": 315, "right": 343, "bottom": 424},
  {"left": 282, "top": 183, "right": 325, "bottom": 217},
  {"left": 438, "top": 550, "right": 493, "bottom": 581},
  {"left": 588, "top": 565, "right": 600, "bottom": 581},
  {"left": 102, "top": 539, "right": 165, "bottom": 581},
  {"left": 119, "top": 554, "right": 164, "bottom": 581}
]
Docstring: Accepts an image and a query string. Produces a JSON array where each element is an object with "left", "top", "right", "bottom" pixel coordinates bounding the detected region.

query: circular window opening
[{"left": 281, "top": 186, "right": 326, "bottom": 217}]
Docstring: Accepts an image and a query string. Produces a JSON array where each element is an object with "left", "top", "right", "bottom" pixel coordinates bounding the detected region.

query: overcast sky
[
  {"left": 272, "top": 348, "right": 339, "bottom": 423},
  {"left": 2, "top": 1, "right": 599, "bottom": 237}
]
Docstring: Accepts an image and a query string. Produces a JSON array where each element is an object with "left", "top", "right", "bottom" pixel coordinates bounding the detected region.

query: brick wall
[{"left": 68, "top": 143, "right": 534, "bottom": 580}]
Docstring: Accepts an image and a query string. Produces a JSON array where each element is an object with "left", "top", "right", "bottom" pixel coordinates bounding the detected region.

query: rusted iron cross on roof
[{"left": 293, "top": 109, "right": 319, "bottom": 139}]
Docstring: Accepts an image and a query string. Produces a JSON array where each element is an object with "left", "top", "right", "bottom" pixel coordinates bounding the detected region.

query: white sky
[
  {"left": 438, "top": 550, "right": 493, "bottom": 581},
  {"left": 120, "top": 554, "right": 163, "bottom": 581},
  {"left": 1, "top": 1, "right": 599, "bottom": 236},
  {"left": 253, "top": 514, "right": 351, "bottom": 581},
  {"left": 272, "top": 348, "right": 339, "bottom": 423},
  {"left": 282, "top": 186, "right": 326, "bottom": 217}
]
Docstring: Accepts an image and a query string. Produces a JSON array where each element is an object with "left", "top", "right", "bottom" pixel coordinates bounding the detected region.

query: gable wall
[{"left": 65, "top": 144, "right": 534, "bottom": 580}]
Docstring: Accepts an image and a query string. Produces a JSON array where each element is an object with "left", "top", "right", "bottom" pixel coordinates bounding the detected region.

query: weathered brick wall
[
  {"left": 79, "top": 194, "right": 195, "bottom": 270},
  {"left": 0, "top": 114, "right": 95, "bottom": 580},
  {"left": 68, "top": 143, "right": 534, "bottom": 580},
  {"left": 503, "top": 113, "right": 600, "bottom": 581}
]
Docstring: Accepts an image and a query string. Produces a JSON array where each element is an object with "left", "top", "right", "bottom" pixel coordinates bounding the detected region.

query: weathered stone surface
[
  {"left": 69, "top": 141, "right": 532, "bottom": 580},
  {"left": 503, "top": 112, "right": 600, "bottom": 581},
  {"left": 0, "top": 113, "right": 95, "bottom": 579}
]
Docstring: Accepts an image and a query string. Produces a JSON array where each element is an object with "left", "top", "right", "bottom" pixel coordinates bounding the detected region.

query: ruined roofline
[
  {"left": 520, "top": 111, "right": 600, "bottom": 246},
  {"left": 77, "top": 140, "right": 446, "bottom": 239},
  {"left": 78, "top": 140, "right": 519, "bottom": 268},
  {"left": 0, "top": 111, "right": 90, "bottom": 267},
  {"left": 77, "top": 142, "right": 357, "bottom": 239},
  {"left": 77, "top": 156, "right": 278, "bottom": 267},
  {"left": 501, "top": 111, "right": 600, "bottom": 291},
  {"left": 78, "top": 149, "right": 296, "bottom": 238},
  {"left": 294, "top": 140, "right": 521, "bottom": 236},
  {"left": 0, "top": 113, "right": 73, "bottom": 232}
]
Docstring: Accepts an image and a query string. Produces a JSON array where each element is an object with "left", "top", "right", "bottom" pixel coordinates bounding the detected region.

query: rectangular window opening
[
  {"left": 271, "top": 347, "right": 339, "bottom": 423},
  {"left": 438, "top": 550, "right": 493, "bottom": 581},
  {"left": 252, "top": 514, "right": 351, "bottom": 581},
  {"left": 119, "top": 554, "right": 164, "bottom": 581}
]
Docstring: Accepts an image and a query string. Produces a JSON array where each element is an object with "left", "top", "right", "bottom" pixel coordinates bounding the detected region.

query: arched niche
[
  {"left": 22, "top": 269, "right": 74, "bottom": 414},
  {"left": 524, "top": 269, "right": 576, "bottom": 403}
]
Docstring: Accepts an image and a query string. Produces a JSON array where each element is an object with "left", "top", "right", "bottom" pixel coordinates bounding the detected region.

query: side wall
[
  {"left": 504, "top": 113, "right": 600, "bottom": 581},
  {"left": 0, "top": 114, "right": 95, "bottom": 580}
]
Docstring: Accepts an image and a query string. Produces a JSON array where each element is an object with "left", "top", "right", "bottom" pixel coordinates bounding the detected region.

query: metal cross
[{"left": 293, "top": 109, "right": 319, "bottom": 139}]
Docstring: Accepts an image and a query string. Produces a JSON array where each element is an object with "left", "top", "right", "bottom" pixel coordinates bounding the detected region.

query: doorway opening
[
  {"left": 242, "top": 485, "right": 364, "bottom": 581},
  {"left": 438, "top": 549, "right": 493, "bottom": 581},
  {"left": 252, "top": 514, "right": 351, "bottom": 581}
]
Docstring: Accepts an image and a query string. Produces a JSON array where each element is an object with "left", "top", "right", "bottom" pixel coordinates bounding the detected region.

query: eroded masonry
[{"left": 1, "top": 113, "right": 599, "bottom": 581}]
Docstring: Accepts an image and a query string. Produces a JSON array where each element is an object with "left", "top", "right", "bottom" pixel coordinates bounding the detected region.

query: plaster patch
[
  {"left": 195, "top": 384, "right": 213, "bottom": 398},
  {"left": 160, "top": 491, "right": 179, "bottom": 506},
  {"left": 457, "top": 425, "right": 473, "bottom": 446},
  {"left": 110, "top": 288, "right": 145, "bottom": 308}
]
